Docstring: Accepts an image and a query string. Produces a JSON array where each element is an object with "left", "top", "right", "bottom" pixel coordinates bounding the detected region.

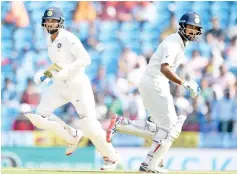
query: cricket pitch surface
[{"left": 2, "top": 168, "right": 237, "bottom": 174}]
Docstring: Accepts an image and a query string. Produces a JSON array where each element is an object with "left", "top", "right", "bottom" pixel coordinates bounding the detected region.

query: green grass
[{"left": 2, "top": 168, "right": 237, "bottom": 174}]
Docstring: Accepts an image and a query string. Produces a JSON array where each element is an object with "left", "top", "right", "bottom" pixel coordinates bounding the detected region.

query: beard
[{"left": 47, "top": 28, "right": 58, "bottom": 34}]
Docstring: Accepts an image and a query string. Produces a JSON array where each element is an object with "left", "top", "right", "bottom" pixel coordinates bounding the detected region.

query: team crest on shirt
[{"left": 57, "top": 43, "right": 62, "bottom": 48}]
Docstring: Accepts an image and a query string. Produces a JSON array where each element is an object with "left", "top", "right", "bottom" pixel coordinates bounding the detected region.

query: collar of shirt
[{"left": 47, "top": 29, "right": 65, "bottom": 46}]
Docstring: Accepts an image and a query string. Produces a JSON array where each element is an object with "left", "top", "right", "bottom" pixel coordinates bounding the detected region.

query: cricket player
[
  {"left": 25, "top": 7, "right": 120, "bottom": 170},
  {"left": 106, "top": 12, "right": 203, "bottom": 173}
]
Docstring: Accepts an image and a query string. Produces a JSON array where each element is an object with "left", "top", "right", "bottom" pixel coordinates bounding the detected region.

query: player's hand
[
  {"left": 43, "top": 63, "right": 62, "bottom": 78},
  {"left": 182, "top": 80, "right": 200, "bottom": 98},
  {"left": 34, "top": 71, "right": 51, "bottom": 85},
  {"left": 43, "top": 70, "right": 53, "bottom": 78}
]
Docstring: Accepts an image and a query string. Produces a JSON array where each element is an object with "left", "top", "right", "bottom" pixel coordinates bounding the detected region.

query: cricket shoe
[
  {"left": 101, "top": 157, "right": 120, "bottom": 170},
  {"left": 65, "top": 130, "right": 84, "bottom": 156},
  {"left": 139, "top": 162, "right": 168, "bottom": 173},
  {"left": 106, "top": 114, "right": 128, "bottom": 143},
  {"left": 106, "top": 114, "right": 119, "bottom": 143}
]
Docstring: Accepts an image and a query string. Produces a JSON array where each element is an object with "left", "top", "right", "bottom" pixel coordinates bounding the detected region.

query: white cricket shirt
[
  {"left": 144, "top": 33, "right": 186, "bottom": 83},
  {"left": 46, "top": 29, "right": 91, "bottom": 81}
]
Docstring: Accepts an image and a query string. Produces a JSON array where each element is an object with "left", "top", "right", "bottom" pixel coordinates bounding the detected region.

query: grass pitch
[{"left": 2, "top": 168, "right": 237, "bottom": 174}]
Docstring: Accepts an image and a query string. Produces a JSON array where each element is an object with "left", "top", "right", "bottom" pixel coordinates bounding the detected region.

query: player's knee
[
  {"left": 153, "top": 128, "right": 173, "bottom": 143},
  {"left": 146, "top": 121, "right": 158, "bottom": 133},
  {"left": 154, "top": 117, "right": 187, "bottom": 143}
]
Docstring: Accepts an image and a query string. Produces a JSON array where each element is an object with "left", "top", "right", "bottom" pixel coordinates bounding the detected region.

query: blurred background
[{"left": 1, "top": 1, "right": 237, "bottom": 171}]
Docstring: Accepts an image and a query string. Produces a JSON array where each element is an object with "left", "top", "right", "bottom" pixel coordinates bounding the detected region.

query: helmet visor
[
  {"left": 180, "top": 24, "right": 203, "bottom": 42},
  {"left": 42, "top": 19, "right": 63, "bottom": 34}
]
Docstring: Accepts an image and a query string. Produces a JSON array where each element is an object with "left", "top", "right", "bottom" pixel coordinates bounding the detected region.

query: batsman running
[
  {"left": 25, "top": 7, "right": 120, "bottom": 170},
  {"left": 106, "top": 12, "right": 203, "bottom": 173}
]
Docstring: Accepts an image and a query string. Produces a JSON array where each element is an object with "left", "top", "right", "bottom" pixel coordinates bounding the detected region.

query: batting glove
[
  {"left": 34, "top": 71, "right": 51, "bottom": 85},
  {"left": 182, "top": 80, "right": 200, "bottom": 98}
]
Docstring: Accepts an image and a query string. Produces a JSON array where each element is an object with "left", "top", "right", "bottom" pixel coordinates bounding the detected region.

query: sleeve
[
  {"left": 160, "top": 41, "right": 179, "bottom": 65},
  {"left": 67, "top": 34, "right": 91, "bottom": 69}
]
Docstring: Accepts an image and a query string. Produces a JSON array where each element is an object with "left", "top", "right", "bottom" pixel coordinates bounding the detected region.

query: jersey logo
[{"left": 57, "top": 43, "right": 62, "bottom": 48}]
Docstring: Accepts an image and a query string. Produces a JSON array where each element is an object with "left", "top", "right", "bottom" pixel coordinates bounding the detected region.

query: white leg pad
[
  {"left": 147, "top": 129, "right": 173, "bottom": 170},
  {"left": 77, "top": 117, "right": 120, "bottom": 162},
  {"left": 25, "top": 113, "right": 75, "bottom": 144},
  {"left": 116, "top": 120, "right": 155, "bottom": 140},
  {"left": 170, "top": 115, "right": 187, "bottom": 139},
  {"left": 145, "top": 115, "right": 187, "bottom": 170}
]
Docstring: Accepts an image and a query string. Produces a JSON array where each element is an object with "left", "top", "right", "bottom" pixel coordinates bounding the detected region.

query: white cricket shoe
[
  {"left": 150, "top": 166, "right": 169, "bottom": 173},
  {"left": 101, "top": 157, "right": 119, "bottom": 171},
  {"left": 139, "top": 162, "right": 169, "bottom": 173},
  {"left": 65, "top": 130, "right": 84, "bottom": 156}
]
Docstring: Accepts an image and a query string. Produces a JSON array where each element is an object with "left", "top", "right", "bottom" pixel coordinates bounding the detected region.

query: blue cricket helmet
[
  {"left": 41, "top": 7, "right": 64, "bottom": 34},
  {"left": 178, "top": 12, "right": 203, "bottom": 42}
]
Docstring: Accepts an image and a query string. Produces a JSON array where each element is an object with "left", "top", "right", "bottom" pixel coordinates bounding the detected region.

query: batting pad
[
  {"left": 25, "top": 113, "right": 75, "bottom": 144},
  {"left": 116, "top": 124, "right": 154, "bottom": 140},
  {"left": 146, "top": 129, "right": 173, "bottom": 170},
  {"left": 77, "top": 117, "right": 120, "bottom": 162},
  {"left": 145, "top": 115, "right": 187, "bottom": 170},
  {"left": 169, "top": 115, "right": 187, "bottom": 139}
]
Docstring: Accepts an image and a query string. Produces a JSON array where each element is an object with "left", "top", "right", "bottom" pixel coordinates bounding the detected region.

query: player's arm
[
  {"left": 53, "top": 35, "right": 91, "bottom": 81},
  {"left": 160, "top": 63, "right": 183, "bottom": 85},
  {"left": 160, "top": 63, "right": 200, "bottom": 98},
  {"left": 66, "top": 34, "right": 91, "bottom": 70},
  {"left": 160, "top": 42, "right": 183, "bottom": 85},
  {"left": 160, "top": 42, "right": 200, "bottom": 98}
]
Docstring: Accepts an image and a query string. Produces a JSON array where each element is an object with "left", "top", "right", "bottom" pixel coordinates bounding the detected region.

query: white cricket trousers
[
  {"left": 138, "top": 74, "right": 178, "bottom": 130},
  {"left": 36, "top": 74, "right": 96, "bottom": 118}
]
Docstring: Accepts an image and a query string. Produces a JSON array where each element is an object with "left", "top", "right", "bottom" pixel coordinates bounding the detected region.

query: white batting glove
[
  {"left": 34, "top": 71, "right": 51, "bottom": 85},
  {"left": 182, "top": 80, "right": 200, "bottom": 98}
]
